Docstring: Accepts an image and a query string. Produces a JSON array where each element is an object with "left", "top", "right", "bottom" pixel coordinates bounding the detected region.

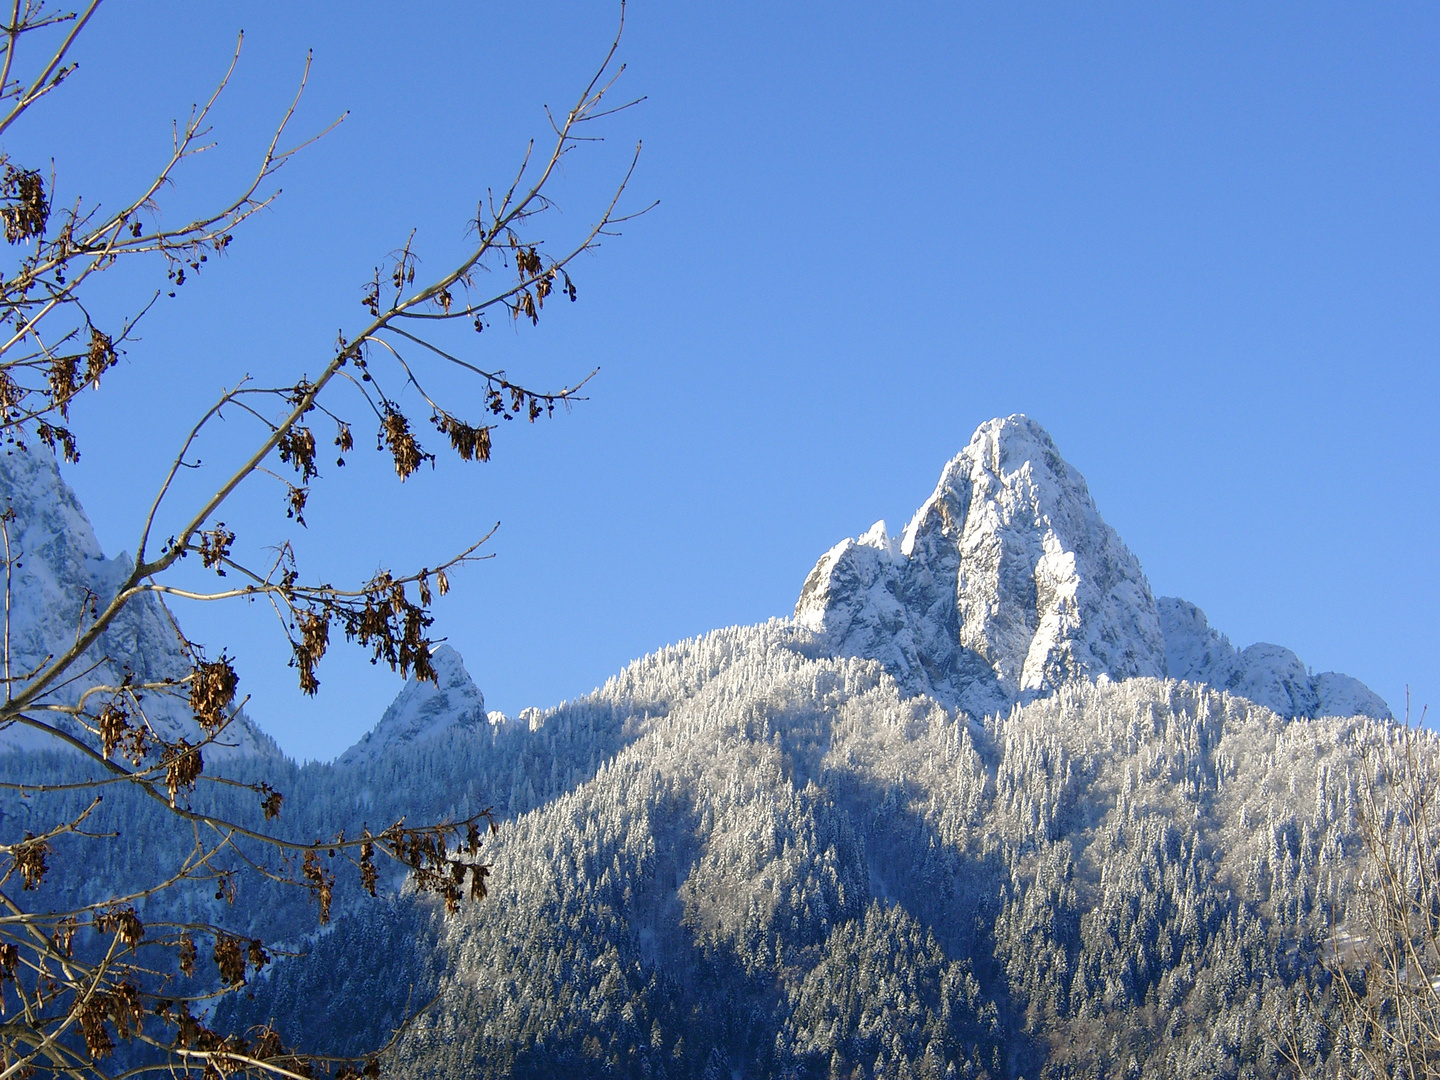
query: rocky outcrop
[
  {"left": 1157, "top": 596, "right": 1391, "bottom": 719},
  {"left": 796, "top": 415, "right": 1167, "bottom": 716}
]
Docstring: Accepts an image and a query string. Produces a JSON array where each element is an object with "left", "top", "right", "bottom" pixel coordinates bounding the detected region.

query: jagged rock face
[
  {"left": 337, "top": 645, "right": 488, "bottom": 765},
  {"left": 796, "top": 415, "right": 1390, "bottom": 721},
  {"left": 1157, "top": 597, "right": 1391, "bottom": 720},
  {"left": 0, "top": 446, "right": 277, "bottom": 756},
  {"left": 796, "top": 415, "right": 1167, "bottom": 715}
]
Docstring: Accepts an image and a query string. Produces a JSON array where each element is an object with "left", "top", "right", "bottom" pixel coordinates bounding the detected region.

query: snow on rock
[
  {"left": 1157, "top": 597, "right": 1391, "bottom": 719},
  {"left": 1312, "top": 672, "right": 1392, "bottom": 721},
  {"left": 797, "top": 415, "right": 1166, "bottom": 715},
  {"left": 1154, "top": 596, "right": 1242, "bottom": 691},
  {"left": 486, "top": 710, "right": 521, "bottom": 732},
  {"left": 1232, "top": 643, "right": 1319, "bottom": 719},
  {"left": 798, "top": 415, "right": 1390, "bottom": 721},
  {"left": 337, "top": 645, "right": 488, "bottom": 765},
  {"left": 0, "top": 446, "right": 277, "bottom": 757}
]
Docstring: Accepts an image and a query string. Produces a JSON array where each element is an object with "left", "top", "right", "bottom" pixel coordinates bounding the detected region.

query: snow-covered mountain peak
[
  {"left": 857, "top": 520, "right": 900, "bottom": 560},
  {"left": 799, "top": 415, "right": 1166, "bottom": 715},
  {"left": 897, "top": 415, "right": 1076, "bottom": 550},
  {"left": 797, "top": 415, "right": 1387, "bottom": 721},
  {"left": 337, "top": 644, "right": 488, "bottom": 765}
]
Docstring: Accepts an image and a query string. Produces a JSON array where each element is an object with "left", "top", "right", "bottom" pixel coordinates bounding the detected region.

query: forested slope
[{"left": 221, "top": 621, "right": 1411, "bottom": 1080}]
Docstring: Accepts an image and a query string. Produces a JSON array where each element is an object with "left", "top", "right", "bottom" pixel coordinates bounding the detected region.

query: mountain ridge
[
  {"left": 0, "top": 419, "right": 1415, "bottom": 1080},
  {"left": 231, "top": 618, "right": 1408, "bottom": 1080},
  {"left": 0, "top": 417, "right": 1391, "bottom": 768}
]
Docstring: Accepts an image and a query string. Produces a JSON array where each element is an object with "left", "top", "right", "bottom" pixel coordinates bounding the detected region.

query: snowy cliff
[
  {"left": 0, "top": 446, "right": 277, "bottom": 756},
  {"left": 796, "top": 415, "right": 1388, "bottom": 720}
]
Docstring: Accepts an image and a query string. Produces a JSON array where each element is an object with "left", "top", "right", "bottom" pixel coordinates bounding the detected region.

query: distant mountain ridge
[
  {"left": 1157, "top": 595, "right": 1389, "bottom": 720},
  {"left": 0, "top": 418, "right": 1388, "bottom": 767},
  {"left": 342, "top": 415, "right": 1387, "bottom": 767},
  {"left": 337, "top": 644, "right": 512, "bottom": 765}
]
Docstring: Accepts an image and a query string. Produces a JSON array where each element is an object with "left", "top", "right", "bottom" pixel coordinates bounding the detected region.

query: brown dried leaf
[
  {"left": 85, "top": 328, "right": 116, "bottom": 387},
  {"left": 178, "top": 932, "right": 196, "bottom": 977},
  {"left": 13, "top": 833, "right": 49, "bottom": 890},
  {"left": 161, "top": 739, "right": 203, "bottom": 805},
  {"left": 302, "top": 851, "right": 334, "bottom": 924},
  {"left": 94, "top": 906, "right": 144, "bottom": 949},
  {"left": 189, "top": 658, "right": 238, "bottom": 733},
  {"left": 197, "top": 525, "right": 234, "bottom": 573},
  {"left": 213, "top": 934, "right": 246, "bottom": 987},
  {"left": 0, "top": 168, "right": 48, "bottom": 243},
  {"left": 381, "top": 409, "right": 428, "bottom": 480}
]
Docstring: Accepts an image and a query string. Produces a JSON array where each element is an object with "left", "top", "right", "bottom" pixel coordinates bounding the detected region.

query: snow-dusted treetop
[{"left": 796, "top": 414, "right": 1390, "bottom": 720}]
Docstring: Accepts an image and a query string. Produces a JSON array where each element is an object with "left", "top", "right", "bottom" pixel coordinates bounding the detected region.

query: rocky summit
[{"left": 795, "top": 414, "right": 1388, "bottom": 722}]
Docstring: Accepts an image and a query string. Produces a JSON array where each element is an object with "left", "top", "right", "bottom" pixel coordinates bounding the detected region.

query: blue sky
[{"left": 23, "top": 3, "right": 1440, "bottom": 759}]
